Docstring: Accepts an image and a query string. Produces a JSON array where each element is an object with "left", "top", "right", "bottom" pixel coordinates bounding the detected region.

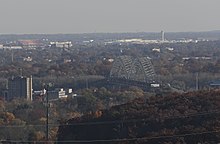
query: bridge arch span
[
  {"left": 110, "top": 56, "right": 156, "bottom": 83},
  {"left": 131, "top": 57, "right": 156, "bottom": 82},
  {"left": 110, "top": 56, "right": 133, "bottom": 79}
]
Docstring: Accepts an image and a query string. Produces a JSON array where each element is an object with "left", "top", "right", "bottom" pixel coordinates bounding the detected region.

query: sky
[{"left": 0, "top": 0, "right": 219, "bottom": 34}]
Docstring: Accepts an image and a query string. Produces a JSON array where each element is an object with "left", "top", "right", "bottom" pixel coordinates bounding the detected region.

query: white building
[
  {"left": 47, "top": 88, "right": 69, "bottom": 100},
  {"left": 152, "top": 48, "right": 161, "bottom": 52},
  {"left": 50, "top": 41, "right": 72, "bottom": 48}
]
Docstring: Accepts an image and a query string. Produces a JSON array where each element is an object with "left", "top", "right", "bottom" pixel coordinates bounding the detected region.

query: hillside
[{"left": 57, "top": 90, "right": 220, "bottom": 144}]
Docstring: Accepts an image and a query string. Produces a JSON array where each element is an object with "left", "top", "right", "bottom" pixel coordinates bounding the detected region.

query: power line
[
  {"left": 1, "top": 109, "right": 220, "bottom": 128},
  {"left": 2, "top": 129, "right": 220, "bottom": 143},
  {"left": 1, "top": 105, "right": 220, "bottom": 143}
]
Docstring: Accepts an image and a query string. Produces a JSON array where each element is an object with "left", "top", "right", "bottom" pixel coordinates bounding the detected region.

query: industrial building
[
  {"left": 7, "top": 76, "right": 33, "bottom": 101},
  {"left": 18, "top": 40, "right": 44, "bottom": 48}
]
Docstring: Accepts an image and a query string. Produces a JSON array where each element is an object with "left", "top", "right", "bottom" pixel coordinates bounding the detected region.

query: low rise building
[
  {"left": 47, "top": 88, "right": 67, "bottom": 100},
  {"left": 50, "top": 41, "right": 72, "bottom": 48},
  {"left": 209, "top": 80, "right": 220, "bottom": 89},
  {"left": 18, "top": 40, "right": 44, "bottom": 48}
]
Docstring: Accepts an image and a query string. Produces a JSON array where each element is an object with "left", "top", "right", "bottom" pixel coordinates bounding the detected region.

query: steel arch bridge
[
  {"left": 110, "top": 56, "right": 156, "bottom": 83},
  {"left": 110, "top": 56, "right": 133, "bottom": 79}
]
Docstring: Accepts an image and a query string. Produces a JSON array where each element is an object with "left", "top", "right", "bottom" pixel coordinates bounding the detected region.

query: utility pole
[
  {"left": 196, "top": 72, "right": 199, "bottom": 91},
  {"left": 86, "top": 78, "right": 88, "bottom": 89},
  {"left": 44, "top": 83, "right": 52, "bottom": 141},
  {"left": 46, "top": 87, "right": 49, "bottom": 141}
]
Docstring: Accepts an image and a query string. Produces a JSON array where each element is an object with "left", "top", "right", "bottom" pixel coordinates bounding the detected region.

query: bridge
[
  {"left": 110, "top": 56, "right": 156, "bottom": 83},
  {"left": 84, "top": 56, "right": 179, "bottom": 92},
  {"left": 77, "top": 56, "right": 158, "bottom": 91}
]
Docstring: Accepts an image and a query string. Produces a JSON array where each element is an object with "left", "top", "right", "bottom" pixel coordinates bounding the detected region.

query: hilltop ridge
[{"left": 57, "top": 90, "right": 220, "bottom": 144}]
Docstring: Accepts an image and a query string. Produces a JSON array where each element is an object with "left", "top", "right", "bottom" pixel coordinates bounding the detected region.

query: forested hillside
[{"left": 57, "top": 90, "right": 220, "bottom": 144}]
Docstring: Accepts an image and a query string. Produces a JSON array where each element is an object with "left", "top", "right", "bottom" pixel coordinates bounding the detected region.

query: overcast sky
[{"left": 0, "top": 0, "right": 219, "bottom": 34}]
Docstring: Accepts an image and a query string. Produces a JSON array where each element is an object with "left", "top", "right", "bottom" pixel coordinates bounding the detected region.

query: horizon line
[{"left": 0, "top": 30, "right": 220, "bottom": 35}]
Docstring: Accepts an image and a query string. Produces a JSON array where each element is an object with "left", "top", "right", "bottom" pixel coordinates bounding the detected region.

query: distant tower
[{"left": 161, "top": 31, "right": 165, "bottom": 41}]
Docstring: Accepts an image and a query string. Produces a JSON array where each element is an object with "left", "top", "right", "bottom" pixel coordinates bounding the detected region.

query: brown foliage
[{"left": 57, "top": 90, "right": 220, "bottom": 144}]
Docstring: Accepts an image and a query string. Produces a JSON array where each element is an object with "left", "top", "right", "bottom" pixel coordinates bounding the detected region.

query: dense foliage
[
  {"left": 58, "top": 90, "right": 220, "bottom": 144},
  {"left": 0, "top": 87, "right": 147, "bottom": 142}
]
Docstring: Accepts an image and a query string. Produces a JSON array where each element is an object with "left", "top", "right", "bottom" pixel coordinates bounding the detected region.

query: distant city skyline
[{"left": 0, "top": 0, "right": 219, "bottom": 34}]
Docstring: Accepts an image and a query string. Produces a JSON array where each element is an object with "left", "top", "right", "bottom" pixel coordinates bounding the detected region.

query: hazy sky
[{"left": 0, "top": 0, "right": 219, "bottom": 34}]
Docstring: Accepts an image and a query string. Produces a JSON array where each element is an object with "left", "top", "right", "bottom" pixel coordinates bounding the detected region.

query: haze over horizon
[{"left": 0, "top": 0, "right": 219, "bottom": 34}]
